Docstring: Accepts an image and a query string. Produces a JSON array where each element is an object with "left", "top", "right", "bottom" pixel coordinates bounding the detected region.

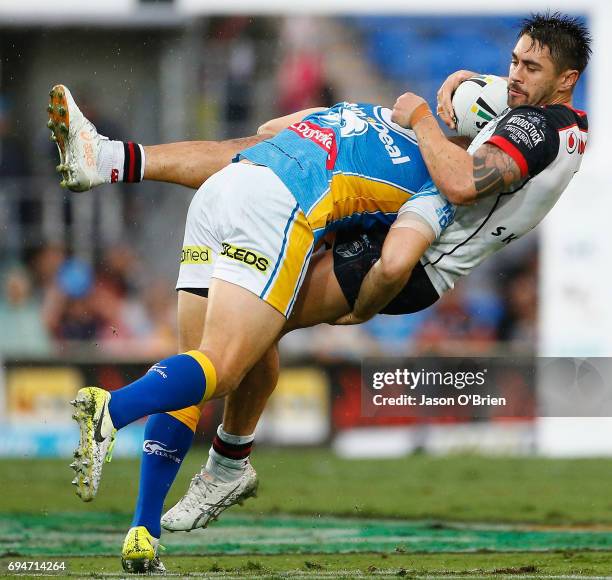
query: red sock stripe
[
  {"left": 212, "top": 435, "right": 253, "bottom": 460},
  {"left": 122, "top": 142, "right": 143, "bottom": 183},
  {"left": 128, "top": 141, "right": 136, "bottom": 182}
]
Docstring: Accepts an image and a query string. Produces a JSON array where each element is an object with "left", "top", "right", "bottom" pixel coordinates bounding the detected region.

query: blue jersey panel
[{"left": 240, "top": 102, "right": 434, "bottom": 236}]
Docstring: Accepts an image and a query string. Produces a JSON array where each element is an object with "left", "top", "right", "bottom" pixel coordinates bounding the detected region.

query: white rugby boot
[
  {"left": 69, "top": 387, "right": 116, "bottom": 502},
  {"left": 47, "top": 84, "right": 109, "bottom": 192},
  {"left": 121, "top": 526, "right": 166, "bottom": 575},
  {"left": 161, "top": 463, "right": 258, "bottom": 532}
]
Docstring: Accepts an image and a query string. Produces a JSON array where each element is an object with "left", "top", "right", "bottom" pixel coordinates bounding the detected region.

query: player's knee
[
  {"left": 204, "top": 355, "right": 245, "bottom": 399},
  {"left": 196, "top": 345, "right": 278, "bottom": 400},
  {"left": 214, "top": 371, "right": 244, "bottom": 399}
]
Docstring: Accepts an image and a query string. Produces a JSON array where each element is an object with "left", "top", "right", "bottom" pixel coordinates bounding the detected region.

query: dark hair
[{"left": 518, "top": 11, "right": 592, "bottom": 74}]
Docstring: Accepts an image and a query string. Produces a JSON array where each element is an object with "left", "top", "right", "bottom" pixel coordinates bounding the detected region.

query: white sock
[
  {"left": 97, "top": 140, "right": 145, "bottom": 183},
  {"left": 205, "top": 425, "right": 254, "bottom": 483}
]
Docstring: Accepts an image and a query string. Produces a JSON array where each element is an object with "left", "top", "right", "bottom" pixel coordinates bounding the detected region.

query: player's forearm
[
  {"left": 352, "top": 259, "right": 410, "bottom": 321},
  {"left": 257, "top": 107, "right": 327, "bottom": 136},
  {"left": 143, "top": 107, "right": 327, "bottom": 189},
  {"left": 143, "top": 135, "right": 266, "bottom": 189},
  {"left": 447, "top": 135, "right": 473, "bottom": 150},
  {"left": 350, "top": 222, "right": 434, "bottom": 322},
  {"left": 413, "top": 117, "right": 476, "bottom": 205}
]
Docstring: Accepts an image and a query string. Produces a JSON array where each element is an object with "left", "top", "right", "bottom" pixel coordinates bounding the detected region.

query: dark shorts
[{"left": 333, "top": 224, "right": 440, "bottom": 315}]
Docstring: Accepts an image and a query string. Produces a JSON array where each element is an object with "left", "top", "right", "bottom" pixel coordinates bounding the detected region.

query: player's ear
[{"left": 558, "top": 69, "right": 579, "bottom": 93}]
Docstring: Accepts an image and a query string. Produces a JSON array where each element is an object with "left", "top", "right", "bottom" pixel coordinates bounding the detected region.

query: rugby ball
[{"left": 452, "top": 75, "right": 508, "bottom": 138}]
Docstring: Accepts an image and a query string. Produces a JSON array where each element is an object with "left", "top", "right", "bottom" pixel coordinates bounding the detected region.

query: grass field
[{"left": 2, "top": 450, "right": 612, "bottom": 578}]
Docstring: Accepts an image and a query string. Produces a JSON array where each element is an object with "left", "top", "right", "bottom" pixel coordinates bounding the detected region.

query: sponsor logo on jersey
[
  {"left": 526, "top": 113, "right": 544, "bottom": 125},
  {"left": 181, "top": 245, "right": 213, "bottom": 264},
  {"left": 566, "top": 130, "right": 586, "bottom": 155},
  {"left": 289, "top": 120, "right": 338, "bottom": 169},
  {"left": 363, "top": 107, "right": 414, "bottom": 165},
  {"left": 367, "top": 117, "right": 411, "bottom": 164},
  {"left": 491, "top": 226, "right": 518, "bottom": 244},
  {"left": 505, "top": 114, "right": 545, "bottom": 148},
  {"left": 436, "top": 201, "right": 455, "bottom": 230},
  {"left": 314, "top": 103, "right": 414, "bottom": 165},
  {"left": 143, "top": 440, "right": 181, "bottom": 463},
  {"left": 220, "top": 243, "right": 270, "bottom": 272}
]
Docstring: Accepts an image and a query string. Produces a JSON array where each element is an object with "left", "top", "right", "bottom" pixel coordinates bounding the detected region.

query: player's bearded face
[{"left": 507, "top": 35, "right": 559, "bottom": 108}]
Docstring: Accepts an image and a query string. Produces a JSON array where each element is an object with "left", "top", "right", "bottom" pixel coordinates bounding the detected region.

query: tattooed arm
[
  {"left": 410, "top": 118, "right": 522, "bottom": 205},
  {"left": 469, "top": 144, "right": 523, "bottom": 199},
  {"left": 390, "top": 91, "right": 523, "bottom": 205}
]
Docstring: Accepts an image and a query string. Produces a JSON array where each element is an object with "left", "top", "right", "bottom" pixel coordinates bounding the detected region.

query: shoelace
[{"left": 183, "top": 473, "right": 220, "bottom": 510}]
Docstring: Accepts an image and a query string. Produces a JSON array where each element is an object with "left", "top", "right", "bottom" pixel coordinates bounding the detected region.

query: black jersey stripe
[
  {"left": 422, "top": 194, "right": 503, "bottom": 267},
  {"left": 422, "top": 185, "right": 525, "bottom": 268}
]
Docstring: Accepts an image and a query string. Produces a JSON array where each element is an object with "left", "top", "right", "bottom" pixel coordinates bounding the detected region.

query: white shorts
[{"left": 176, "top": 163, "right": 315, "bottom": 317}]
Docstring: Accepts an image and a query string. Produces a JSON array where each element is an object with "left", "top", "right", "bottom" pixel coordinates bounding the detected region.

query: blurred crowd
[
  {"left": 0, "top": 16, "right": 539, "bottom": 361},
  {"left": 0, "top": 237, "right": 538, "bottom": 360},
  {"left": 0, "top": 243, "right": 178, "bottom": 359}
]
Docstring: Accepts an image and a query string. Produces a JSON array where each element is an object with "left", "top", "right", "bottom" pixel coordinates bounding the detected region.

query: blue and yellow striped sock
[
  {"left": 108, "top": 350, "right": 216, "bottom": 430},
  {"left": 131, "top": 408, "right": 200, "bottom": 538}
]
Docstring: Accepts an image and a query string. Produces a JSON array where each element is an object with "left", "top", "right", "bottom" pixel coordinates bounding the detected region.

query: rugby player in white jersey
[
  {"left": 159, "top": 13, "right": 590, "bottom": 541},
  {"left": 339, "top": 12, "right": 590, "bottom": 324},
  {"left": 49, "top": 12, "right": 590, "bottom": 573}
]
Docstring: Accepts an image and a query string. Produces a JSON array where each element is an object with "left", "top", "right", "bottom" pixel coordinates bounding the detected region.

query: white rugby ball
[{"left": 452, "top": 75, "right": 508, "bottom": 138}]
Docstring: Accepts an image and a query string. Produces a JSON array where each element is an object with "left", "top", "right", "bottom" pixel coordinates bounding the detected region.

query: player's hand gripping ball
[{"left": 451, "top": 75, "right": 509, "bottom": 138}]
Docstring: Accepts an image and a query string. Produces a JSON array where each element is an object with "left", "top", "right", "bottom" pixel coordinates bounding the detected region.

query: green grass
[
  {"left": 2, "top": 450, "right": 612, "bottom": 525},
  {"left": 3, "top": 552, "right": 612, "bottom": 578},
  {"left": 2, "top": 451, "right": 612, "bottom": 578}
]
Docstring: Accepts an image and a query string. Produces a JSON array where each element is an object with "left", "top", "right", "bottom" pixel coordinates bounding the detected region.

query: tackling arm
[
  {"left": 335, "top": 214, "right": 434, "bottom": 325},
  {"left": 144, "top": 137, "right": 266, "bottom": 189},
  {"left": 143, "top": 107, "right": 327, "bottom": 190},
  {"left": 257, "top": 107, "right": 327, "bottom": 135}
]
